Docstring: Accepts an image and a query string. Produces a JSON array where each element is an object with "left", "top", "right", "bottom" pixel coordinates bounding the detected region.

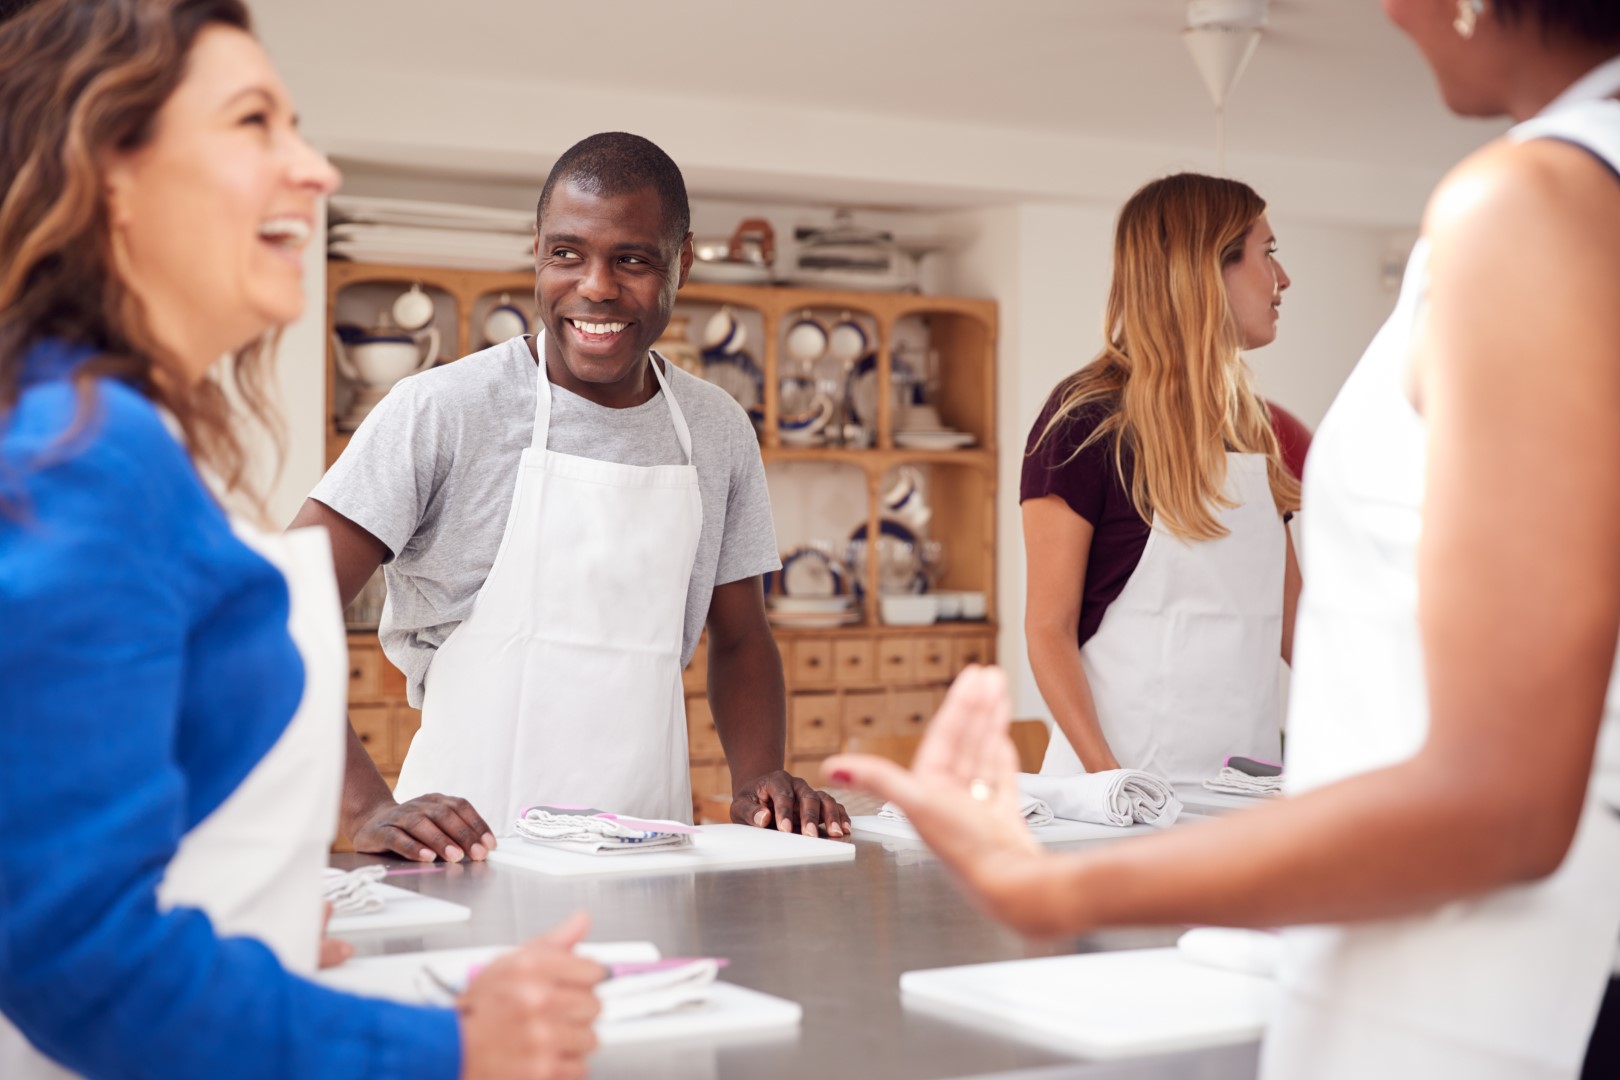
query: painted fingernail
[
  {"left": 482, "top": 833, "right": 496, "bottom": 848},
  {"left": 445, "top": 845, "right": 464, "bottom": 863},
  {"left": 829, "top": 824, "right": 843, "bottom": 837},
  {"left": 779, "top": 818, "right": 793, "bottom": 832},
  {"left": 754, "top": 810, "right": 769, "bottom": 827},
  {"left": 418, "top": 849, "right": 434, "bottom": 862},
  {"left": 829, "top": 769, "right": 852, "bottom": 784},
  {"left": 803, "top": 822, "right": 817, "bottom": 836},
  {"left": 470, "top": 843, "right": 488, "bottom": 860}
]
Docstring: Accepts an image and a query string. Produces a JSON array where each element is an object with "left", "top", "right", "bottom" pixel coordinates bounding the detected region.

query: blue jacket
[{"left": 0, "top": 341, "right": 459, "bottom": 1078}]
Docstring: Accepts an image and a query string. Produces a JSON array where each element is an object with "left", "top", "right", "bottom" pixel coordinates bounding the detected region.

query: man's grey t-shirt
[{"left": 311, "top": 335, "right": 780, "bottom": 707}]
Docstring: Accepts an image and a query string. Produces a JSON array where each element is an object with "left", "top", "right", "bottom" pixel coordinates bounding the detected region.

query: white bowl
[
  {"left": 959, "top": 591, "right": 987, "bottom": 620},
  {"left": 932, "top": 591, "right": 964, "bottom": 620},
  {"left": 880, "top": 594, "right": 938, "bottom": 626}
]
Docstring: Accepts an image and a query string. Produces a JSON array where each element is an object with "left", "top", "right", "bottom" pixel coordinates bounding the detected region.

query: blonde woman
[{"left": 1022, "top": 173, "right": 1300, "bottom": 783}]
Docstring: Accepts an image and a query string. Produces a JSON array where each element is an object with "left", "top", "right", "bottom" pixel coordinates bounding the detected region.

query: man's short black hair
[
  {"left": 1494, "top": 0, "right": 1620, "bottom": 44},
  {"left": 536, "top": 132, "right": 691, "bottom": 251}
]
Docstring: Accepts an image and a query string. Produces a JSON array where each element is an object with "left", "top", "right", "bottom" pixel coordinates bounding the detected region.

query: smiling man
[{"left": 292, "top": 133, "right": 849, "bottom": 860}]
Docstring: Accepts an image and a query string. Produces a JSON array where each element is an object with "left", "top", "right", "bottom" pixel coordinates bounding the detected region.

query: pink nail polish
[{"left": 828, "top": 769, "right": 852, "bottom": 784}]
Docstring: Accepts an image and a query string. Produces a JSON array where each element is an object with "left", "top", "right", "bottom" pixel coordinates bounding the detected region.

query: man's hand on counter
[
  {"left": 350, "top": 793, "right": 497, "bottom": 863},
  {"left": 732, "top": 771, "right": 852, "bottom": 839}
]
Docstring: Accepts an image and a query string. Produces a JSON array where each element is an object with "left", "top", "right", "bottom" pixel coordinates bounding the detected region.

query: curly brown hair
[{"left": 0, "top": 0, "right": 282, "bottom": 508}]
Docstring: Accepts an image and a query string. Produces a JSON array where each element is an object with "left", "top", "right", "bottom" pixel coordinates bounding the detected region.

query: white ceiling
[
  {"left": 259, "top": 0, "right": 1498, "bottom": 172},
  {"left": 250, "top": 0, "right": 1514, "bottom": 227}
]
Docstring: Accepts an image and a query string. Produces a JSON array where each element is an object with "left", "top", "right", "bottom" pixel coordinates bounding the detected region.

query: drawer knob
[
  {"left": 811, "top": 718, "right": 824, "bottom": 727},
  {"left": 860, "top": 716, "right": 875, "bottom": 726},
  {"left": 808, "top": 656, "right": 822, "bottom": 667}
]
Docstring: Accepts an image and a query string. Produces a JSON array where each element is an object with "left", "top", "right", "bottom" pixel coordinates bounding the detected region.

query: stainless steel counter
[{"left": 333, "top": 835, "right": 1260, "bottom": 1080}]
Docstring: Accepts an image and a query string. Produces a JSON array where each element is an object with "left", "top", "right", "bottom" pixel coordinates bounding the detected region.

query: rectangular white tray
[
  {"left": 850, "top": 815, "right": 1174, "bottom": 845},
  {"left": 486, "top": 823, "right": 856, "bottom": 877},
  {"left": 1173, "top": 783, "right": 1278, "bottom": 814},
  {"left": 900, "top": 948, "right": 1274, "bottom": 1060},
  {"left": 327, "top": 881, "right": 471, "bottom": 936},
  {"left": 317, "top": 943, "right": 801, "bottom": 1045}
]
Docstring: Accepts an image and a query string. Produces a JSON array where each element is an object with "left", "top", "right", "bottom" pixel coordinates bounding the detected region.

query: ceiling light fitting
[{"left": 1181, "top": 0, "right": 1269, "bottom": 173}]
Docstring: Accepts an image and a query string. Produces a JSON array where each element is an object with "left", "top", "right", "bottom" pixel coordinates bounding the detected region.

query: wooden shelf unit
[{"left": 324, "top": 262, "right": 998, "bottom": 808}]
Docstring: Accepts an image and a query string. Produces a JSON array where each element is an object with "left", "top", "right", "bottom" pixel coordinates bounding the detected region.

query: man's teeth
[
  {"left": 571, "top": 319, "right": 627, "bottom": 335},
  {"left": 258, "top": 218, "right": 310, "bottom": 248}
]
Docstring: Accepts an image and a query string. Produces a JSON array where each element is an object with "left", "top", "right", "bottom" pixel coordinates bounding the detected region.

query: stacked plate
[
  {"left": 765, "top": 595, "right": 860, "bottom": 630},
  {"left": 894, "top": 403, "right": 975, "bottom": 450},
  {"left": 765, "top": 545, "right": 859, "bottom": 628},
  {"left": 328, "top": 196, "right": 535, "bottom": 271}
]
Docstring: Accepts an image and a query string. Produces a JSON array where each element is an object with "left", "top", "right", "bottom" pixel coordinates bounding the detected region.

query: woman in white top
[{"left": 825, "top": 1, "right": 1620, "bottom": 1076}]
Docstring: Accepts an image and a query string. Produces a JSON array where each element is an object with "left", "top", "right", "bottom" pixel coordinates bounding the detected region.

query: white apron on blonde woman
[
  {"left": 1041, "top": 452, "right": 1286, "bottom": 786},
  {"left": 393, "top": 342, "right": 703, "bottom": 831}
]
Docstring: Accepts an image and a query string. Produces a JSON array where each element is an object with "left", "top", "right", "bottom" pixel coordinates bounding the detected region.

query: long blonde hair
[
  {"left": 0, "top": 0, "right": 280, "bottom": 513},
  {"left": 1033, "top": 173, "right": 1300, "bottom": 540}
]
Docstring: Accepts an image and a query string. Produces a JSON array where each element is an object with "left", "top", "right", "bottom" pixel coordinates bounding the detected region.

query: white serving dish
[{"left": 880, "top": 594, "right": 938, "bottom": 626}]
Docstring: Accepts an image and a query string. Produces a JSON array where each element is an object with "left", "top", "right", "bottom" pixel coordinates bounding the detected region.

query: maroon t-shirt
[
  {"left": 1020, "top": 389, "right": 1303, "bottom": 650},
  {"left": 1020, "top": 393, "right": 1150, "bottom": 650}
]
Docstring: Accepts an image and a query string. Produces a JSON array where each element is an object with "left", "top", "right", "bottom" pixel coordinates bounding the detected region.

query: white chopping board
[
  {"left": 900, "top": 948, "right": 1274, "bottom": 1060},
  {"left": 316, "top": 943, "right": 802, "bottom": 1046},
  {"left": 1174, "top": 783, "right": 1277, "bottom": 814},
  {"left": 327, "top": 882, "right": 471, "bottom": 936},
  {"left": 486, "top": 824, "right": 856, "bottom": 877},
  {"left": 851, "top": 815, "right": 1175, "bottom": 845}
]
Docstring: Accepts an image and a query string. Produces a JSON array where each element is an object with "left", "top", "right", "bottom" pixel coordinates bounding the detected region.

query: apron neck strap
[{"left": 530, "top": 335, "right": 694, "bottom": 464}]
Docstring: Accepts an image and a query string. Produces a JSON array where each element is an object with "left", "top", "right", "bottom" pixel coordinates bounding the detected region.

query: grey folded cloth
[
  {"left": 1017, "top": 770, "right": 1182, "bottom": 828},
  {"left": 1202, "top": 766, "right": 1284, "bottom": 797}
]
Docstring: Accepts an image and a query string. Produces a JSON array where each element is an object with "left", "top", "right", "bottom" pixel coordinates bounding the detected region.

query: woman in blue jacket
[{"left": 0, "top": 2, "right": 600, "bottom": 1078}]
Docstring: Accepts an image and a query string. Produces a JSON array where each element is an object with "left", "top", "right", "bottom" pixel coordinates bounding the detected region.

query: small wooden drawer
[
  {"left": 390, "top": 706, "right": 422, "bottom": 764},
  {"left": 877, "top": 637, "right": 916, "bottom": 683},
  {"left": 685, "top": 696, "right": 725, "bottom": 761},
  {"left": 790, "top": 692, "right": 841, "bottom": 755},
  {"left": 833, "top": 638, "right": 875, "bottom": 685},
  {"left": 953, "top": 635, "right": 995, "bottom": 672},
  {"left": 350, "top": 703, "right": 391, "bottom": 765},
  {"left": 841, "top": 690, "right": 888, "bottom": 736},
  {"left": 789, "top": 754, "right": 833, "bottom": 787},
  {"left": 790, "top": 639, "right": 834, "bottom": 685},
  {"left": 378, "top": 653, "right": 408, "bottom": 699},
  {"left": 347, "top": 645, "right": 380, "bottom": 700},
  {"left": 689, "top": 763, "right": 731, "bottom": 805},
  {"left": 682, "top": 638, "right": 708, "bottom": 694},
  {"left": 889, "top": 689, "right": 936, "bottom": 737},
  {"left": 916, "top": 636, "right": 953, "bottom": 682}
]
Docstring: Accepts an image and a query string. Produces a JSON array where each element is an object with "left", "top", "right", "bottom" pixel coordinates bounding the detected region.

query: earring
[{"left": 1454, "top": 0, "right": 1485, "bottom": 40}]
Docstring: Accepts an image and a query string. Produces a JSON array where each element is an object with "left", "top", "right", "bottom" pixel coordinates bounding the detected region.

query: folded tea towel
[
  {"left": 422, "top": 955, "right": 723, "bottom": 1021},
  {"left": 513, "top": 806, "right": 697, "bottom": 855},
  {"left": 322, "top": 865, "right": 387, "bottom": 915},
  {"left": 596, "top": 958, "right": 723, "bottom": 1022},
  {"left": 880, "top": 788, "right": 1055, "bottom": 828},
  {"left": 1018, "top": 770, "right": 1182, "bottom": 828},
  {"left": 1202, "top": 766, "right": 1284, "bottom": 797}
]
